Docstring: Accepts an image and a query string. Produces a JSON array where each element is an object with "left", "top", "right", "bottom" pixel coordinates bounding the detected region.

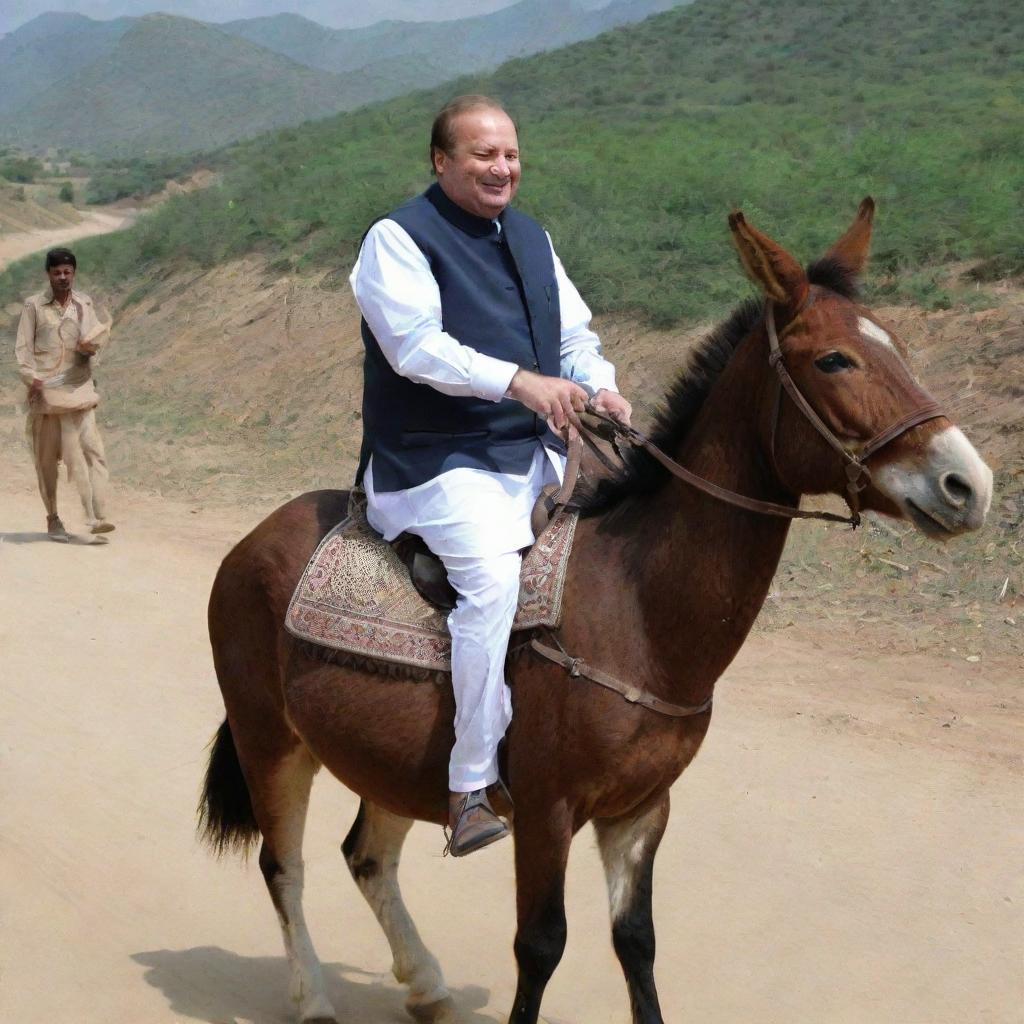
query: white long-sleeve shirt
[{"left": 349, "top": 217, "right": 618, "bottom": 402}]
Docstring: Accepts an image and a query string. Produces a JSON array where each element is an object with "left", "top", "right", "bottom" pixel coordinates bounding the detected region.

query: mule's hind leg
[
  {"left": 342, "top": 801, "right": 455, "bottom": 1024},
  {"left": 592, "top": 793, "right": 671, "bottom": 1024},
  {"left": 257, "top": 744, "right": 338, "bottom": 1023}
]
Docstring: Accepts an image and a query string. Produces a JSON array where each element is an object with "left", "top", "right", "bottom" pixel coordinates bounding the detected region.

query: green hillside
[{"left": 3, "top": 0, "right": 1021, "bottom": 324}]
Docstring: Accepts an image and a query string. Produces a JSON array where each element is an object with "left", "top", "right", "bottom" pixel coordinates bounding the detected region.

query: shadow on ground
[
  {"left": 132, "top": 946, "right": 495, "bottom": 1023},
  {"left": 0, "top": 530, "right": 108, "bottom": 545}
]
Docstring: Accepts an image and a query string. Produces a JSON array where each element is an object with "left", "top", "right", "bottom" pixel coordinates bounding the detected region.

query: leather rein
[{"left": 530, "top": 294, "right": 944, "bottom": 719}]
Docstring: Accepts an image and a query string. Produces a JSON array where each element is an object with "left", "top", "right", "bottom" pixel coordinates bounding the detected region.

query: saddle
[
  {"left": 392, "top": 471, "right": 573, "bottom": 612},
  {"left": 284, "top": 447, "right": 583, "bottom": 674},
  {"left": 396, "top": 426, "right": 587, "bottom": 612}
]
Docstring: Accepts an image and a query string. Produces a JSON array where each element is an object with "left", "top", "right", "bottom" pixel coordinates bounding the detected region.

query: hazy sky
[{"left": 0, "top": 1, "right": 587, "bottom": 34}]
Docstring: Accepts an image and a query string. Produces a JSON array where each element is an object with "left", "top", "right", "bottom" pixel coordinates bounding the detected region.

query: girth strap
[{"left": 530, "top": 637, "right": 713, "bottom": 719}]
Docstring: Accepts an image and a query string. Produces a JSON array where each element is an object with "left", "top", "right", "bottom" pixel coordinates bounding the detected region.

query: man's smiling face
[{"left": 434, "top": 107, "right": 521, "bottom": 219}]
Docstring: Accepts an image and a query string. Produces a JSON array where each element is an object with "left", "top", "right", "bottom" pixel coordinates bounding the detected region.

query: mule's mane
[{"left": 581, "top": 257, "right": 859, "bottom": 517}]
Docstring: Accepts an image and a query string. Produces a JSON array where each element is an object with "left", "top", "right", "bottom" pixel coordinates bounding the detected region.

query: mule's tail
[{"left": 198, "top": 718, "right": 260, "bottom": 857}]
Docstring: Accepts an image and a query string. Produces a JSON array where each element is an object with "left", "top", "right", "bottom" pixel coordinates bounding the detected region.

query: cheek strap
[{"left": 765, "top": 301, "right": 944, "bottom": 523}]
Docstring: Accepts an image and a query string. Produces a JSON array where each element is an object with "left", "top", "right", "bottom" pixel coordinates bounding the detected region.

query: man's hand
[
  {"left": 591, "top": 388, "right": 632, "bottom": 427},
  {"left": 27, "top": 378, "right": 43, "bottom": 404},
  {"left": 76, "top": 340, "right": 98, "bottom": 356},
  {"left": 507, "top": 369, "right": 589, "bottom": 432}
]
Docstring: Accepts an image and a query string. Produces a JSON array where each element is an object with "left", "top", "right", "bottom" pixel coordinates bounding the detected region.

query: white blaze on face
[{"left": 857, "top": 316, "right": 896, "bottom": 351}]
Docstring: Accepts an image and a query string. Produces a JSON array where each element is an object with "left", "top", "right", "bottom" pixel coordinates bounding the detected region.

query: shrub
[{"left": 0, "top": 156, "right": 43, "bottom": 183}]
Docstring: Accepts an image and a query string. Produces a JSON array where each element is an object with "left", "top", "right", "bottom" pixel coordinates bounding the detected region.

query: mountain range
[
  {"left": 2, "top": 2, "right": 519, "bottom": 36},
  {"left": 220, "top": 0, "right": 681, "bottom": 76},
  {"left": 0, "top": 1, "right": 685, "bottom": 154}
]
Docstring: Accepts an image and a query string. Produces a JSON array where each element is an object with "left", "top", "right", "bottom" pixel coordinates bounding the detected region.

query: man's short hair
[
  {"left": 429, "top": 95, "right": 514, "bottom": 172},
  {"left": 45, "top": 247, "right": 77, "bottom": 270}
]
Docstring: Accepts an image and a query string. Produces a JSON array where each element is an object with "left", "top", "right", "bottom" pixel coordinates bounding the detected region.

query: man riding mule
[
  {"left": 201, "top": 195, "right": 991, "bottom": 1024},
  {"left": 350, "top": 94, "right": 632, "bottom": 856}
]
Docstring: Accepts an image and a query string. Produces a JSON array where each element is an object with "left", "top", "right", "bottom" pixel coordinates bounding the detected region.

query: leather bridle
[
  {"left": 764, "top": 293, "right": 943, "bottom": 526},
  {"left": 582, "top": 293, "right": 945, "bottom": 528}
]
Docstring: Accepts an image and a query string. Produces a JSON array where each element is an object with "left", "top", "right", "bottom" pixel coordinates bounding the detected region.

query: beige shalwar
[{"left": 15, "top": 288, "right": 112, "bottom": 526}]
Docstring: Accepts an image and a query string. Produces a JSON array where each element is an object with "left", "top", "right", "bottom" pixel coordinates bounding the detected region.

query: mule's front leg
[
  {"left": 508, "top": 805, "right": 572, "bottom": 1024},
  {"left": 593, "top": 793, "right": 670, "bottom": 1024}
]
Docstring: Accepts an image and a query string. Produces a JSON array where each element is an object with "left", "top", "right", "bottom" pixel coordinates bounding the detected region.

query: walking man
[
  {"left": 351, "top": 95, "right": 631, "bottom": 855},
  {"left": 15, "top": 247, "right": 114, "bottom": 541}
]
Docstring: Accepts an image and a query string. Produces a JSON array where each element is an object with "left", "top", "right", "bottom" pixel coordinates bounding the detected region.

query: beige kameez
[{"left": 15, "top": 288, "right": 112, "bottom": 525}]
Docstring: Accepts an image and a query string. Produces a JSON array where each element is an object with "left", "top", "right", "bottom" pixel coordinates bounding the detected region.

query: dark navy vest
[{"left": 357, "top": 183, "right": 562, "bottom": 492}]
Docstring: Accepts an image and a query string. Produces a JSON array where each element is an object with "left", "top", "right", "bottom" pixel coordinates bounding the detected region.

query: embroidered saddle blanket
[{"left": 285, "top": 493, "right": 578, "bottom": 673}]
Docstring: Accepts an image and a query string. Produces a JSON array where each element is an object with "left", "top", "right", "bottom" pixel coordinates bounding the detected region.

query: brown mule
[{"left": 200, "top": 200, "right": 992, "bottom": 1024}]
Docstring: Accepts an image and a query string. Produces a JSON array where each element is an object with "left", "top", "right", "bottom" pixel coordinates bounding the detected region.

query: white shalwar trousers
[{"left": 365, "top": 443, "right": 562, "bottom": 792}]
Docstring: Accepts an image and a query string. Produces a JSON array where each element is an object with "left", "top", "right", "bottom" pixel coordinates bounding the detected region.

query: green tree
[{"left": 0, "top": 156, "right": 44, "bottom": 183}]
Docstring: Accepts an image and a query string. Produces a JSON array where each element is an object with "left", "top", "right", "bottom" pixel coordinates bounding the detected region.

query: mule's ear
[
  {"left": 729, "top": 210, "right": 808, "bottom": 308},
  {"left": 825, "top": 196, "right": 875, "bottom": 275}
]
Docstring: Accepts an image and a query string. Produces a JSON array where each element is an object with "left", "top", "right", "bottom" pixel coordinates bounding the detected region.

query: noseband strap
[{"left": 860, "top": 402, "right": 944, "bottom": 461}]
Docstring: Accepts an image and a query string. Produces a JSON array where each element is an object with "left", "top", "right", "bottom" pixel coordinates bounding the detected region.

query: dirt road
[
  {"left": 1, "top": 451, "right": 1020, "bottom": 1024},
  {"left": 0, "top": 208, "right": 135, "bottom": 273}
]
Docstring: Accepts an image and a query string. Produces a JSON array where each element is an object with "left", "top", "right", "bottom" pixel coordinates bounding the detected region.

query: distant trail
[{"left": 0, "top": 208, "right": 136, "bottom": 273}]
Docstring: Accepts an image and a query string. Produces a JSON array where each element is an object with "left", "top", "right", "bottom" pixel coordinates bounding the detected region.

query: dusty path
[
  {"left": 0, "top": 452, "right": 1021, "bottom": 1024},
  {"left": 0, "top": 208, "right": 136, "bottom": 272}
]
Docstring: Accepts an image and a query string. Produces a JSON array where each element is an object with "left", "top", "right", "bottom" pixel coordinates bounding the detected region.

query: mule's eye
[{"left": 815, "top": 352, "right": 855, "bottom": 374}]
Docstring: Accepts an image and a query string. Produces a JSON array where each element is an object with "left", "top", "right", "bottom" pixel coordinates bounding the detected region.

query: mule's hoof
[
  {"left": 297, "top": 987, "right": 337, "bottom": 1023},
  {"left": 300, "top": 1004, "right": 338, "bottom": 1024},
  {"left": 406, "top": 994, "right": 457, "bottom": 1023}
]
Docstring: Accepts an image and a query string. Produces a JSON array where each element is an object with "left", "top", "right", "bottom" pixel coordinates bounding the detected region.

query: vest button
[{"left": 532, "top": 361, "right": 539, "bottom": 370}]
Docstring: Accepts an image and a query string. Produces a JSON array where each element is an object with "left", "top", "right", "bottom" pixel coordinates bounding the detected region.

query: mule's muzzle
[
  {"left": 903, "top": 470, "right": 991, "bottom": 538},
  {"left": 874, "top": 425, "right": 992, "bottom": 539}
]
